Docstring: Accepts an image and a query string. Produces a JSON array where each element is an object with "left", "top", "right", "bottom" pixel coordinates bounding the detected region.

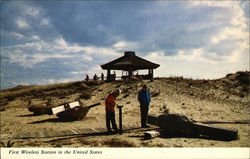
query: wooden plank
[
  {"left": 48, "top": 131, "right": 54, "bottom": 137},
  {"left": 54, "top": 131, "right": 64, "bottom": 137},
  {"left": 63, "top": 130, "right": 71, "bottom": 136},
  {"left": 194, "top": 123, "right": 238, "bottom": 140},
  {"left": 57, "top": 131, "right": 64, "bottom": 136},
  {"left": 74, "top": 129, "right": 83, "bottom": 134},
  {"left": 44, "top": 131, "right": 50, "bottom": 137},
  {"left": 55, "top": 131, "right": 64, "bottom": 137},
  {"left": 85, "top": 128, "right": 96, "bottom": 134},
  {"left": 81, "top": 128, "right": 90, "bottom": 134},
  {"left": 90, "top": 128, "right": 99, "bottom": 133},
  {"left": 98, "top": 128, "right": 106, "bottom": 132},
  {"left": 71, "top": 129, "right": 79, "bottom": 135},
  {"left": 95, "top": 128, "right": 105, "bottom": 133},
  {"left": 49, "top": 131, "right": 57, "bottom": 137},
  {"left": 67, "top": 130, "right": 75, "bottom": 136},
  {"left": 38, "top": 132, "right": 46, "bottom": 138},
  {"left": 79, "top": 129, "right": 90, "bottom": 134},
  {"left": 43, "top": 131, "right": 50, "bottom": 138},
  {"left": 52, "top": 101, "right": 80, "bottom": 114},
  {"left": 93, "top": 128, "right": 102, "bottom": 133},
  {"left": 144, "top": 130, "right": 161, "bottom": 139}
]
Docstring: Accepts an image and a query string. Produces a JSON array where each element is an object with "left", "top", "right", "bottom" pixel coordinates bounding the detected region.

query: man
[
  {"left": 101, "top": 73, "right": 104, "bottom": 81},
  {"left": 93, "top": 74, "right": 98, "bottom": 80},
  {"left": 105, "top": 89, "right": 121, "bottom": 133},
  {"left": 138, "top": 84, "right": 151, "bottom": 128},
  {"left": 85, "top": 74, "right": 89, "bottom": 81}
]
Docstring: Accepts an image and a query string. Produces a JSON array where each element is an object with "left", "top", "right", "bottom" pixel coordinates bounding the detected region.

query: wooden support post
[
  {"left": 117, "top": 105, "right": 124, "bottom": 134},
  {"left": 128, "top": 69, "right": 132, "bottom": 77},
  {"left": 107, "top": 69, "right": 111, "bottom": 82},
  {"left": 151, "top": 69, "right": 154, "bottom": 79}
]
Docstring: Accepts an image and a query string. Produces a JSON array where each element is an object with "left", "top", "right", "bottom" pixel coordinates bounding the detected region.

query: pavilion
[{"left": 101, "top": 51, "right": 160, "bottom": 81}]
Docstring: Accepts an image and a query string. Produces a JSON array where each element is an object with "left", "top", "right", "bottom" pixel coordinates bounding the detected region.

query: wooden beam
[
  {"left": 193, "top": 123, "right": 238, "bottom": 140},
  {"left": 147, "top": 114, "right": 238, "bottom": 140},
  {"left": 52, "top": 101, "right": 80, "bottom": 114},
  {"left": 144, "top": 130, "right": 161, "bottom": 139}
]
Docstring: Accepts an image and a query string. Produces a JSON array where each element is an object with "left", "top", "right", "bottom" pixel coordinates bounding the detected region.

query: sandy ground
[{"left": 0, "top": 78, "right": 250, "bottom": 147}]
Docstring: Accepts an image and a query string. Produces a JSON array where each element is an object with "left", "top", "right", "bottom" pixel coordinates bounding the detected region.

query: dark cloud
[{"left": 1, "top": 1, "right": 249, "bottom": 89}]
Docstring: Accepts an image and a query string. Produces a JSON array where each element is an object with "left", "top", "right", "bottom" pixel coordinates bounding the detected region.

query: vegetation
[
  {"left": 0, "top": 80, "right": 103, "bottom": 109},
  {"left": 0, "top": 71, "right": 249, "bottom": 109}
]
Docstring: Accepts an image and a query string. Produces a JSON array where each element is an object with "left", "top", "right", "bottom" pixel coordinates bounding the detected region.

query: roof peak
[{"left": 124, "top": 51, "right": 135, "bottom": 56}]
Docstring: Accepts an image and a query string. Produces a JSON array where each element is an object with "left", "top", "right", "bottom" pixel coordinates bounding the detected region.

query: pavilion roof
[{"left": 101, "top": 51, "right": 160, "bottom": 71}]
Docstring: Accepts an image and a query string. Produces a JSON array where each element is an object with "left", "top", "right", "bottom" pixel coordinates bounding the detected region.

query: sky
[{"left": 0, "top": 0, "right": 249, "bottom": 89}]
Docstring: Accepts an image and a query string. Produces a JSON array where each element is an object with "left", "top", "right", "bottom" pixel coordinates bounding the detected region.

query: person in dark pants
[
  {"left": 85, "top": 74, "right": 89, "bottom": 81},
  {"left": 105, "top": 89, "right": 121, "bottom": 133},
  {"left": 101, "top": 73, "right": 104, "bottom": 81},
  {"left": 138, "top": 84, "right": 151, "bottom": 128}
]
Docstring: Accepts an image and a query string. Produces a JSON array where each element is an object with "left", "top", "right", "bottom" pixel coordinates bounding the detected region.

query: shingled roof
[{"left": 101, "top": 51, "right": 160, "bottom": 71}]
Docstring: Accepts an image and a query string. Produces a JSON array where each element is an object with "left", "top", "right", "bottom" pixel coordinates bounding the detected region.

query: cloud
[
  {"left": 145, "top": 46, "right": 249, "bottom": 79},
  {"left": 40, "top": 18, "right": 50, "bottom": 25},
  {"left": 188, "top": 1, "right": 236, "bottom": 8},
  {"left": 112, "top": 41, "right": 138, "bottom": 51},
  {"left": 25, "top": 6, "right": 40, "bottom": 18},
  {"left": 16, "top": 18, "right": 29, "bottom": 29},
  {"left": 0, "top": 1, "right": 59, "bottom": 46},
  {"left": 1, "top": 1, "right": 249, "bottom": 89},
  {"left": 1, "top": 36, "right": 124, "bottom": 69},
  {"left": 6, "top": 52, "right": 73, "bottom": 68}
]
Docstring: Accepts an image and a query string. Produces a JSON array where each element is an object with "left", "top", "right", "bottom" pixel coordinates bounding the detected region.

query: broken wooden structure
[
  {"left": 28, "top": 106, "right": 53, "bottom": 115},
  {"left": 53, "top": 102, "right": 101, "bottom": 120},
  {"left": 147, "top": 114, "right": 238, "bottom": 141},
  {"left": 101, "top": 51, "right": 160, "bottom": 82},
  {"left": 28, "top": 101, "right": 101, "bottom": 121}
]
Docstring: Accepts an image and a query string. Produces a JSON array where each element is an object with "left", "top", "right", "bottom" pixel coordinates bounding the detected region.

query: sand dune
[{"left": 0, "top": 71, "right": 249, "bottom": 147}]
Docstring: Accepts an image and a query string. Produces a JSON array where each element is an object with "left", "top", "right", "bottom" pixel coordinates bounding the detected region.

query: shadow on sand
[
  {"left": 27, "top": 117, "right": 95, "bottom": 124},
  {"left": 16, "top": 114, "right": 42, "bottom": 117}
]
